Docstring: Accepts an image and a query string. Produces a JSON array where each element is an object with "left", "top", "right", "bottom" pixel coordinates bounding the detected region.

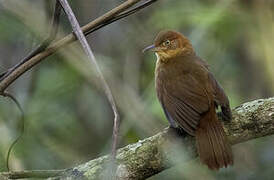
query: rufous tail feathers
[{"left": 196, "top": 106, "right": 233, "bottom": 170}]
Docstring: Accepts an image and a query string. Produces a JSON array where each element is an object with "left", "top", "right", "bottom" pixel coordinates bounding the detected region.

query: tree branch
[
  {"left": 1, "top": 97, "right": 273, "bottom": 179},
  {"left": 0, "top": 0, "right": 158, "bottom": 93},
  {"left": 0, "top": 1, "right": 61, "bottom": 82},
  {"left": 58, "top": 0, "right": 120, "bottom": 168},
  {"left": 1, "top": 170, "right": 64, "bottom": 179}
]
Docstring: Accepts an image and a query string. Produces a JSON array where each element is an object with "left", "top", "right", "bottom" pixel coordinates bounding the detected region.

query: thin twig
[
  {"left": 0, "top": 1, "right": 61, "bottom": 81},
  {"left": 0, "top": 0, "right": 158, "bottom": 92},
  {"left": 1, "top": 169, "right": 64, "bottom": 179},
  {"left": 58, "top": 0, "right": 120, "bottom": 163},
  {"left": 84, "top": 0, "right": 158, "bottom": 35},
  {"left": 1, "top": 92, "right": 25, "bottom": 171}
]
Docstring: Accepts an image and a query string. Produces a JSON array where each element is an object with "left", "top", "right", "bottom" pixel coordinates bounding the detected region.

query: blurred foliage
[{"left": 0, "top": 0, "right": 273, "bottom": 179}]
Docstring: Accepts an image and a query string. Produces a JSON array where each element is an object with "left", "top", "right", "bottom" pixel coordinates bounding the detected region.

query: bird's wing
[
  {"left": 161, "top": 70, "right": 211, "bottom": 136},
  {"left": 208, "top": 72, "right": 232, "bottom": 120},
  {"left": 193, "top": 56, "right": 231, "bottom": 120}
]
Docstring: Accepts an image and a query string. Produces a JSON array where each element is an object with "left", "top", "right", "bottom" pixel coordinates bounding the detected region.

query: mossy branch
[{"left": 1, "top": 97, "right": 274, "bottom": 179}]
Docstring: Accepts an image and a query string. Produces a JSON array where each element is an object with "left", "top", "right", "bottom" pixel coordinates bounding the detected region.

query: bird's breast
[
  {"left": 155, "top": 58, "right": 184, "bottom": 97},
  {"left": 155, "top": 57, "right": 187, "bottom": 82}
]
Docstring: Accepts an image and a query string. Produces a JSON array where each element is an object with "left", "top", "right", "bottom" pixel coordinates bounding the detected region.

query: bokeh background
[{"left": 0, "top": 0, "right": 273, "bottom": 179}]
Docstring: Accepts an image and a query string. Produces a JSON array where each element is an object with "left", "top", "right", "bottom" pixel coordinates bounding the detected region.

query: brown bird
[{"left": 143, "top": 30, "right": 233, "bottom": 170}]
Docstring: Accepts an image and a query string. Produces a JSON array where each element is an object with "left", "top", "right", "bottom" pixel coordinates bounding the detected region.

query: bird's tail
[{"left": 195, "top": 105, "right": 233, "bottom": 170}]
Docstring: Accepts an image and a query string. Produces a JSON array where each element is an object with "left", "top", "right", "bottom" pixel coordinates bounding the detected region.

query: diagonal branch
[
  {"left": 84, "top": 0, "right": 158, "bottom": 36},
  {"left": 0, "top": 1, "right": 61, "bottom": 82},
  {"left": 57, "top": 97, "right": 274, "bottom": 179},
  {"left": 0, "top": 0, "right": 158, "bottom": 93},
  {"left": 1, "top": 97, "right": 273, "bottom": 179},
  {"left": 58, "top": 0, "right": 120, "bottom": 164}
]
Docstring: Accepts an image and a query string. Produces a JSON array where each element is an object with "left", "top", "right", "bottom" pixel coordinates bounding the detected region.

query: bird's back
[{"left": 149, "top": 30, "right": 233, "bottom": 169}]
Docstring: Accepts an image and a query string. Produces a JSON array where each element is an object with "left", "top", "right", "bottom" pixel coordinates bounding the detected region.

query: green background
[{"left": 0, "top": 0, "right": 273, "bottom": 179}]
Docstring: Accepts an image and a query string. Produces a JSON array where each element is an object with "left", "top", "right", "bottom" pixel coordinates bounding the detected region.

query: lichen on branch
[{"left": 52, "top": 97, "right": 274, "bottom": 180}]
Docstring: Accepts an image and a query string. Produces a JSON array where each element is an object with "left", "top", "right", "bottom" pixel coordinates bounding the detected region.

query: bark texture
[
  {"left": 2, "top": 98, "right": 273, "bottom": 179},
  {"left": 50, "top": 97, "right": 274, "bottom": 180}
]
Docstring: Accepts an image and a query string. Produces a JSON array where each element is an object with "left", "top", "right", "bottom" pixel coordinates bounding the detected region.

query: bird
[{"left": 143, "top": 30, "right": 233, "bottom": 170}]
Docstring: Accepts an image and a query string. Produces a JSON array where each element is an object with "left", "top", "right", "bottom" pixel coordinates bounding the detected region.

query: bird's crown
[{"left": 151, "top": 30, "right": 194, "bottom": 62}]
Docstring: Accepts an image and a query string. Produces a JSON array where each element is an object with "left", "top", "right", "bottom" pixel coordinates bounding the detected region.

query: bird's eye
[{"left": 163, "top": 40, "right": 171, "bottom": 46}]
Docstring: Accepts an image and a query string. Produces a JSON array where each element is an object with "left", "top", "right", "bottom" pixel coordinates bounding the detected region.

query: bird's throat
[
  {"left": 155, "top": 52, "right": 169, "bottom": 63},
  {"left": 155, "top": 53, "right": 160, "bottom": 62}
]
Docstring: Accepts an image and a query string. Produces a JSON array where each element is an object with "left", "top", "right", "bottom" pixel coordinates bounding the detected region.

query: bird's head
[{"left": 143, "top": 30, "right": 194, "bottom": 62}]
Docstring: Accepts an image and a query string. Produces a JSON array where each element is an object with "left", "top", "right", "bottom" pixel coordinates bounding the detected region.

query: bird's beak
[{"left": 142, "top": 44, "right": 156, "bottom": 53}]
